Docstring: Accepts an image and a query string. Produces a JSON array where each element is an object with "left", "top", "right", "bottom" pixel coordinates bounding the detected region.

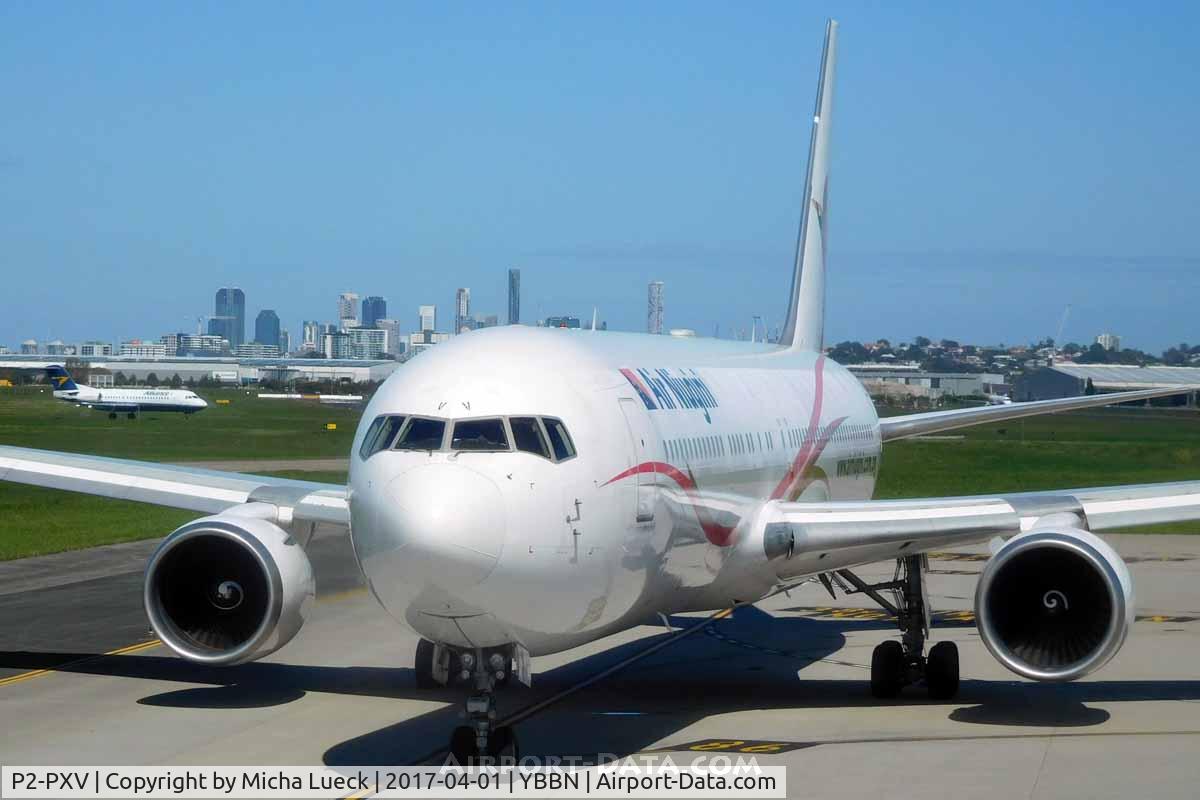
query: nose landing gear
[{"left": 413, "top": 640, "right": 520, "bottom": 763}]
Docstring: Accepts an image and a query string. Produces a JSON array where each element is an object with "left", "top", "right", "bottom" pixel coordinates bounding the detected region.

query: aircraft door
[{"left": 618, "top": 398, "right": 657, "bottom": 523}]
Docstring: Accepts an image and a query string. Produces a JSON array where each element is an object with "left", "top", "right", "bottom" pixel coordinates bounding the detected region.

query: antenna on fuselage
[{"left": 778, "top": 19, "right": 838, "bottom": 353}]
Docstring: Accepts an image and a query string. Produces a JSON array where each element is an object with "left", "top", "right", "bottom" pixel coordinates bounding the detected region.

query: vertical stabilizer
[
  {"left": 44, "top": 365, "right": 79, "bottom": 392},
  {"left": 779, "top": 19, "right": 837, "bottom": 351}
]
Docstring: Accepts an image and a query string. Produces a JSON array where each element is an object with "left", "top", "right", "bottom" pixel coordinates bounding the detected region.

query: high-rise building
[
  {"left": 255, "top": 309, "right": 281, "bottom": 349},
  {"left": 278, "top": 329, "right": 291, "bottom": 355},
  {"left": 301, "top": 320, "right": 321, "bottom": 351},
  {"left": 545, "top": 316, "right": 581, "bottom": 329},
  {"left": 419, "top": 305, "right": 436, "bottom": 333},
  {"left": 120, "top": 339, "right": 168, "bottom": 358},
  {"left": 376, "top": 318, "right": 404, "bottom": 358},
  {"left": 362, "top": 296, "right": 387, "bottom": 328},
  {"left": 177, "top": 334, "right": 229, "bottom": 356},
  {"left": 211, "top": 287, "right": 246, "bottom": 349},
  {"left": 79, "top": 340, "right": 113, "bottom": 357},
  {"left": 322, "top": 331, "right": 353, "bottom": 359},
  {"left": 234, "top": 342, "right": 280, "bottom": 358},
  {"left": 347, "top": 327, "right": 388, "bottom": 359},
  {"left": 508, "top": 269, "right": 520, "bottom": 324},
  {"left": 647, "top": 281, "right": 664, "bottom": 334},
  {"left": 1096, "top": 333, "right": 1121, "bottom": 352},
  {"left": 455, "top": 288, "right": 471, "bottom": 334},
  {"left": 338, "top": 292, "right": 360, "bottom": 329}
]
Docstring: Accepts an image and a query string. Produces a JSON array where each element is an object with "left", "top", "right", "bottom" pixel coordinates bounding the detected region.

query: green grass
[
  {"left": 0, "top": 470, "right": 349, "bottom": 561},
  {"left": 2, "top": 391, "right": 1198, "bottom": 560},
  {"left": 876, "top": 407, "right": 1200, "bottom": 533},
  {"left": 0, "top": 386, "right": 362, "bottom": 460}
]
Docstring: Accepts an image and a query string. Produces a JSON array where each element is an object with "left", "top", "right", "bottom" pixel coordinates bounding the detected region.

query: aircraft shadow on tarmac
[{"left": 2, "top": 607, "right": 1196, "bottom": 763}]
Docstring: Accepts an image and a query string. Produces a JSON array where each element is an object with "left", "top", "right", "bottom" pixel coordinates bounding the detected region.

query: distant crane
[
  {"left": 195, "top": 315, "right": 233, "bottom": 335},
  {"left": 1053, "top": 305, "right": 1072, "bottom": 362}
]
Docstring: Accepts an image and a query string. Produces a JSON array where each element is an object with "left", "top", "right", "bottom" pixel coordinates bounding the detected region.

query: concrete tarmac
[{"left": 1, "top": 534, "right": 1198, "bottom": 799}]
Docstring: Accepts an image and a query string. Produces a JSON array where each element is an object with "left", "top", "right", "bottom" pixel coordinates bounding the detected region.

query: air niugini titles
[{"left": 621, "top": 367, "right": 719, "bottom": 413}]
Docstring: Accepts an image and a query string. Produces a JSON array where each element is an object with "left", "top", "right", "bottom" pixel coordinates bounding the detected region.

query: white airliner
[
  {"left": 2, "top": 20, "right": 1199, "bottom": 762},
  {"left": 43, "top": 365, "right": 208, "bottom": 418}
]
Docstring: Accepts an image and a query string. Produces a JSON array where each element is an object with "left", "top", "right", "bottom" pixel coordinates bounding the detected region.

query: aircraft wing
[
  {"left": 84, "top": 402, "right": 141, "bottom": 412},
  {"left": 764, "top": 481, "right": 1200, "bottom": 573},
  {"left": 0, "top": 445, "right": 348, "bottom": 527},
  {"left": 878, "top": 385, "right": 1197, "bottom": 442}
]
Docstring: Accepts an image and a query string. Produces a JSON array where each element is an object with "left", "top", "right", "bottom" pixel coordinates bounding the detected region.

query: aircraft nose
[{"left": 384, "top": 463, "right": 506, "bottom": 590}]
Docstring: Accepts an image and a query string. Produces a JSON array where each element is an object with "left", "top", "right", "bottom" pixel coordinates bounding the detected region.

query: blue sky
[{"left": 2, "top": 2, "right": 1197, "bottom": 351}]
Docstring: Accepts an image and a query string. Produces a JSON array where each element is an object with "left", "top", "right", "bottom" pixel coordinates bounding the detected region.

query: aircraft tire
[
  {"left": 870, "top": 640, "right": 904, "bottom": 698},
  {"left": 926, "top": 641, "right": 960, "bottom": 700}
]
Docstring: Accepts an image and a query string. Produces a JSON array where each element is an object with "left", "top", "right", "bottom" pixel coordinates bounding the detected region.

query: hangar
[{"left": 1016, "top": 364, "right": 1200, "bottom": 405}]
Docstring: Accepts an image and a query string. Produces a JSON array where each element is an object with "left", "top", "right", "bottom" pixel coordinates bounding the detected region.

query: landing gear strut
[
  {"left": 835, "top": 555, "right": 959, "bottom": 700},
  {"left": 447, "top": 647, "right": 519, "bottom": 764}
]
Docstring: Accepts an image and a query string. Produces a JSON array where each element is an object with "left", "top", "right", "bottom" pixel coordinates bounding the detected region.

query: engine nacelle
[
  {"left": 975, "top": 527, "right": 1133, "bottom": 682},
  {"left": 144, "top": 511, "right": 315, "bottom": 666}
]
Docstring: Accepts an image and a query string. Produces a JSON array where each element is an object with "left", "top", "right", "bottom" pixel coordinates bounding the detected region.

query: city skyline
[{"left": 2, "top": 6, "right": 1197, "bottom": 351}]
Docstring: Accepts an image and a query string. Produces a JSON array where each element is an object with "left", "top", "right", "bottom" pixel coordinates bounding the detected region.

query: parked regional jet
[
  {"left": 43, "top": 365, "right": 208, "bottom": 418},
  {"left": 2, "top": 20, "right": 1199, "bottom": 762}
]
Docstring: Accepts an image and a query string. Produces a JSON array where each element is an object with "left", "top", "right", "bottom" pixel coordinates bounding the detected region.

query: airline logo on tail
[{"left": 44, "top": 365, "right": 79, "bottom": 391}]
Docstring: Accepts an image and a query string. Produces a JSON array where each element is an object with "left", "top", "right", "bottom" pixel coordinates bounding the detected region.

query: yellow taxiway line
[{"left": 0, "top": 638, "right": 161, "bottom": 689}]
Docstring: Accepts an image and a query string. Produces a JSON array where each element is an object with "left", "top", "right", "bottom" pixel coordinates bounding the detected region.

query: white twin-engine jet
[
  {"left": 2, "top": 20, "right": 1199, "bottom": 761},
  {"left": 44, "top": 365, "right": 208, "bottom": 418}
]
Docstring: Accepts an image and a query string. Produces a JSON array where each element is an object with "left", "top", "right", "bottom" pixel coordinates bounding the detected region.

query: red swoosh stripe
[
  {"left": 602, "top": 461, "right": 737, "bottom": 547},
  {"left": 605, "top": 355, "right": 847, "bottom": 546}
]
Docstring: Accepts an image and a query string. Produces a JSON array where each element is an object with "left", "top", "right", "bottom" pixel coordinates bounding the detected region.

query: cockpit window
[
  {"left": 451, "top": 418, "right": 509, "bottom": 451},
  {"left": 359, "top": 414, "right": 406, "bottom": 460},
  {"left": 542, "top": 417, "right": 576, "bottom": 461},
  {"left": 394, "top": 417, "right": 446, "bottom": 451},
  {"left": 510, "top": 417, "right": 551, "bottom": 459}
]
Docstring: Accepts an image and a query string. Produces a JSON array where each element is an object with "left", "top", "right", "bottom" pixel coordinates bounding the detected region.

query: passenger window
[
  {"left": 394, "top": 417, "right": 446, "bottom": 451},
  {"left": 510, "top": 417, "right": 551, "bottom": 458},
  {"left": 451, "top": 418, "right": 509, "bottom": 451},
  {"left": 360, "top": 415, "right": 406, "bottom": 460},
  {"left": 542, "top": 418, "right": 576, "bottom": 461}
]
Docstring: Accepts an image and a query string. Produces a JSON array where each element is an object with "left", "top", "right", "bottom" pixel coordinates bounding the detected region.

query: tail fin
[
  {"left": 44, "top": 365, "right": 79, "bottom": 391},
  {"left": 779, "top": 19, "right": 838, "bottom": 352}
]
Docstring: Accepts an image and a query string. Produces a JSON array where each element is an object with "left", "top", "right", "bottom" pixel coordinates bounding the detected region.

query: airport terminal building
[
  {"left": 1016, "top": 364, "right": 1200, "bottom": 405},
  {"left": 0, "top": 354, "right": 401, "bottom": 386}
]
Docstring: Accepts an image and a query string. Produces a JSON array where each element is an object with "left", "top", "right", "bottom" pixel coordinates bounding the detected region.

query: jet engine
[
  {"left": 975, "top": 527, "right": 1133, "bottom": 682},
  {"left": 144, "top": 511, "right": 315, "bottom": 665}
]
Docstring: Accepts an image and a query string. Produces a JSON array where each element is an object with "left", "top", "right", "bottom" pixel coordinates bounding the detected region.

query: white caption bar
[{"left": 1, "top": 766, "right": 787, "bottom": 799}]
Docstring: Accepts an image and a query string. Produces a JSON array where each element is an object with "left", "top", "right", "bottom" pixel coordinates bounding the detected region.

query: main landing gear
[
  {"left": 833, "top": 555, "right": 959, "bottom": 700},
  {"left": 414, "top": 639, "right": 518, "bottom": 763}
]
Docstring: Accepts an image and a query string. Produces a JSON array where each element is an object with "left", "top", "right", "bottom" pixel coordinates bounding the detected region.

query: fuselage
[
  {"left": 54, "top": 385, "right": 208, "bottom": 414},
  {"left": 349, "top": 326, "right": 880, "bottom": 656}
]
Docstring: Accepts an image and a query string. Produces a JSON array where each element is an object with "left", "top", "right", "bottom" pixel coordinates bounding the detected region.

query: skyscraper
[
  {"left": 647, "top": 281, "right": 664, "bottom": 334},
  {"left": 362, "top": 296, "right": 387, "bottom": 328},
  {"left": 507, "top": 269, "right": 521, "bottom": 325},
  {"left": 255, "top": 309, "right": 281, "bottom": 349},
  {"left": 455, "top": 288, "right": 471, "bottom": 334},
  {"left": 376, "top": 318, "right": 403, "bottom": 358},
  {"left": 210, "top": 287, "right": 246, "bottom": 349},
  {"left": 419, "top": 305, "right": 436, "bottom": 332},
  {"left": 301, "top": 320, "right": 321, "bottom": 351},
  {"left": 338, "top": 292, "right": 360, "bottom": 329}
]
